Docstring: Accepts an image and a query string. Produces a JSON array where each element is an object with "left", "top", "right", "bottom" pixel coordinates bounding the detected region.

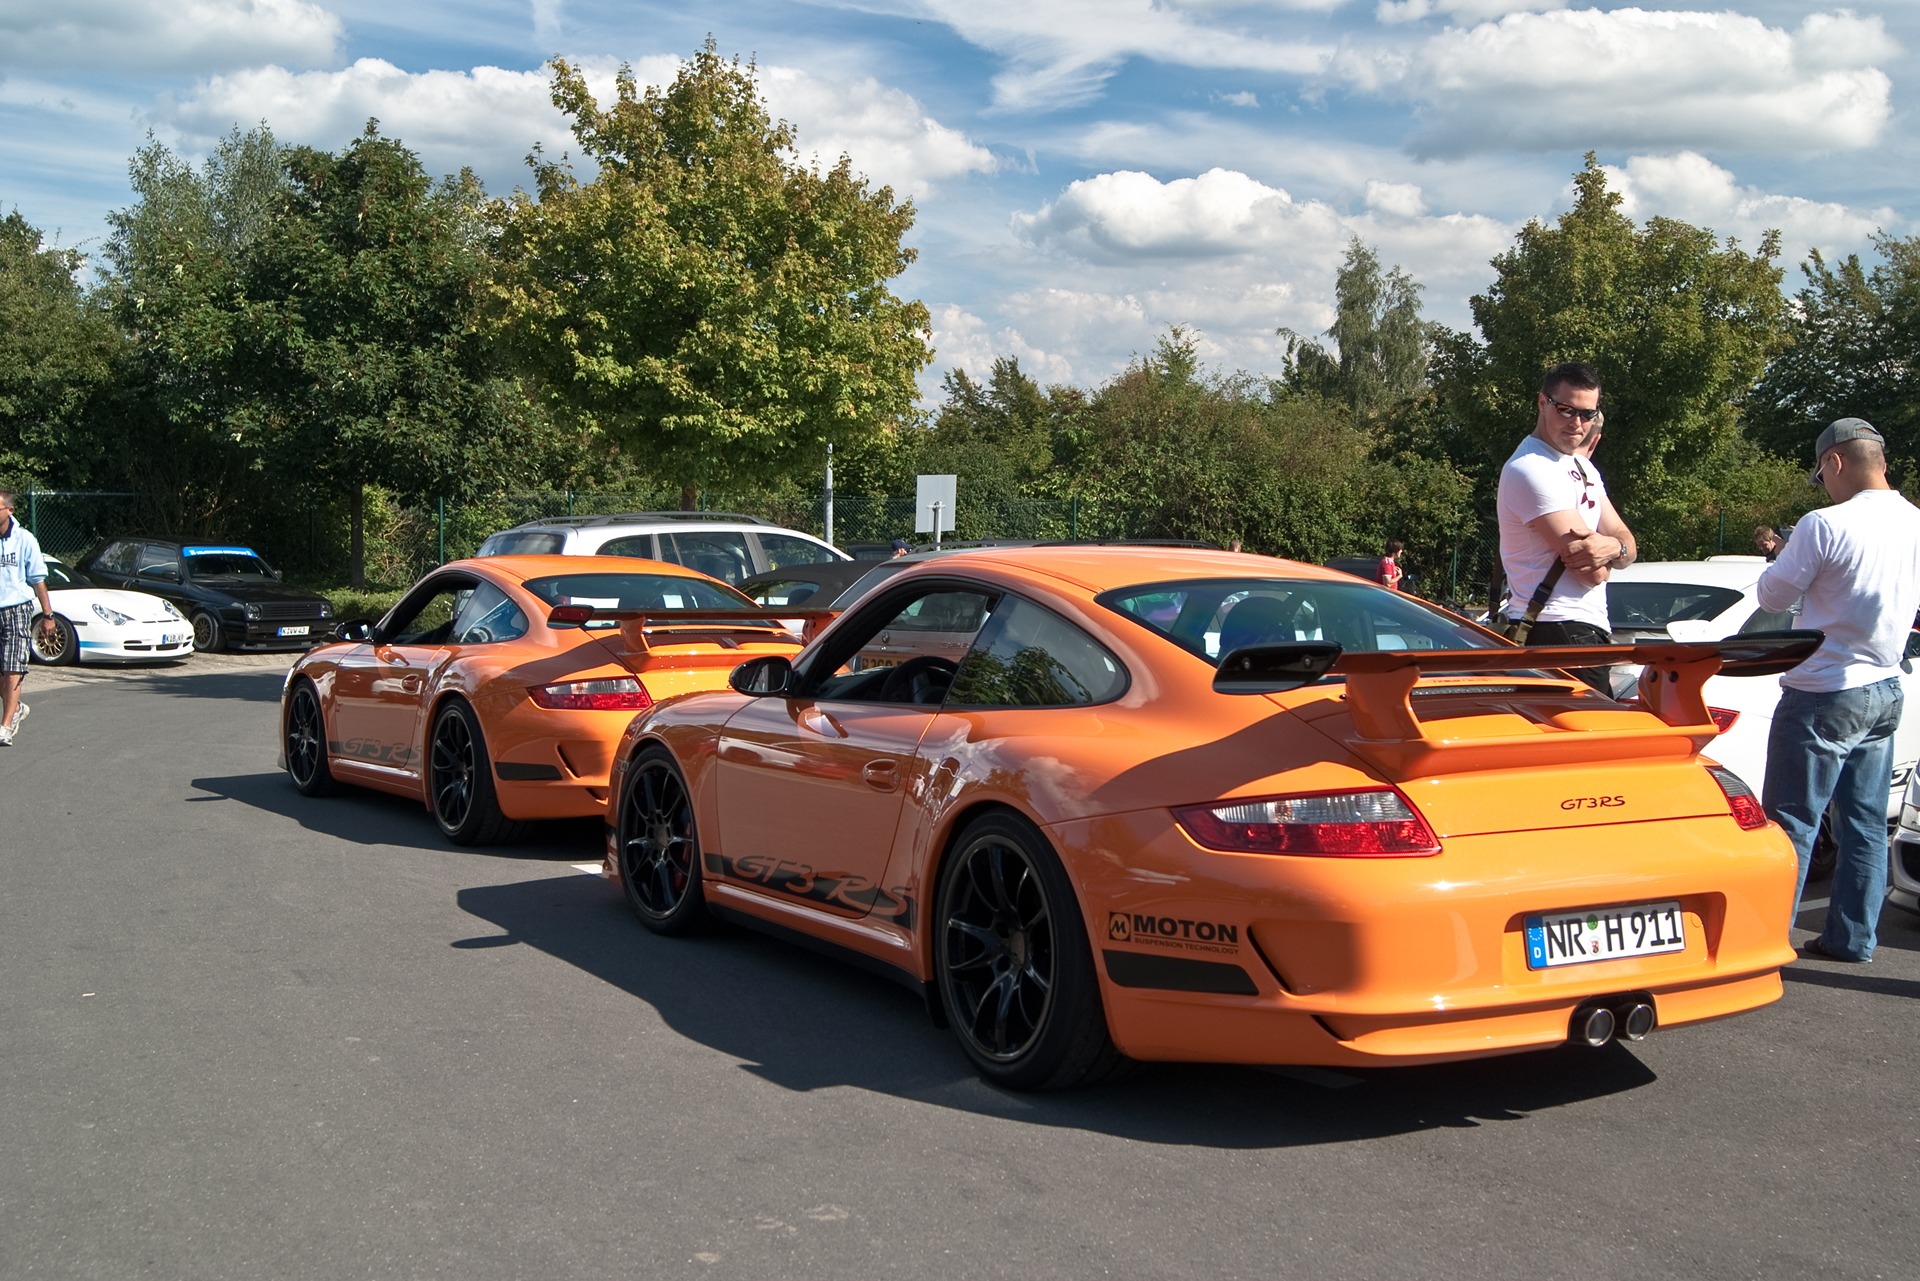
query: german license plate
[
  {"left": 1525, "top": 900, "right": 1685, "bottom": 969},
  {"left": 277, "top": 625, "right": 310, "bottom": 637},
  {"left": 163, "top": 633, "right": 186, "bottom": 645}
]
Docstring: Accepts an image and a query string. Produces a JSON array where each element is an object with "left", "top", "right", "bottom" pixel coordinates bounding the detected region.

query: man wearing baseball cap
[{"left": 1756, "top": 417, "right": 1920, "bottom": 962}]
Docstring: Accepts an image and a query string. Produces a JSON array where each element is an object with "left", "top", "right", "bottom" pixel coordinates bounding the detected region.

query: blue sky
[{"left": 5, "top": 1, "right": 1917, "bottom": 397}]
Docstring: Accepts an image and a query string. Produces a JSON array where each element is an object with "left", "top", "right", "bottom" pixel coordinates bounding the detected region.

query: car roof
[
  {"left": 870, "top": 545, "right": 1350, "bottom": 595},
  {"left": 1608, "top": 559, "right": 1767, "bottom": 590},
  {"left": 493, "top": 511, "right": 778, "bottom": 532},
  {"left": 442, "top": 553, "right": 731, "bottom": 583}
]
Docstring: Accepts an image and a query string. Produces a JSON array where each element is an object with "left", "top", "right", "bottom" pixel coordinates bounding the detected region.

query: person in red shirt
[{"left": 1378, "top": 539, "right": 1405, "bottom": 591}]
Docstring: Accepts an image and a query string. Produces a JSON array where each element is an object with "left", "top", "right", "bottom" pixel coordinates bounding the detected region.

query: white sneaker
[
  {"left": 8, "top": 702, "right": 25, "bottom": 733},
  {"left": 0, "top": 725, "right": 11, "bottom": 746}
]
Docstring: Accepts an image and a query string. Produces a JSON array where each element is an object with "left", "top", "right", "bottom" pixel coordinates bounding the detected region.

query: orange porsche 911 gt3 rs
[
  {"left": 279, "top": 555, "right": 806, "bottom": 844},
  {"left": 603, "top": 546, "right": 1820, "bottom": 1089}
]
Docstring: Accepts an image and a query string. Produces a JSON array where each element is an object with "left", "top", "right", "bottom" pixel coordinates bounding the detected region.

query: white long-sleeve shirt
[{"left": 1756, "top": 487, "right": 1920, "bottom": 692}]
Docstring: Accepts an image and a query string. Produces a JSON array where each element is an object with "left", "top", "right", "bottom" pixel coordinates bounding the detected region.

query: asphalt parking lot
[{"left": 2, "top": 656, "right": 1916, "bottom": 1279}]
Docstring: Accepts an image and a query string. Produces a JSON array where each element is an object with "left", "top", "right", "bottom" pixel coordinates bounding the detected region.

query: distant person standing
[
  {"left": 1377, "top": 540, "right": 1405, "bottom": 591},
  {"left": 890, "top": 539, "right": 910, "bottom": 558},
  {"left": 0, "top": 491, "right": 57, "bottom": 746},
  {"left": 1496, "top": 363, "right": 1637, "bottom": 689},
  {"left": 1757, "top": 418, "right": 1920, "bottom": 963},
  {"left": 1753, "top": 525, "right": 1784, "bottom": 560}
]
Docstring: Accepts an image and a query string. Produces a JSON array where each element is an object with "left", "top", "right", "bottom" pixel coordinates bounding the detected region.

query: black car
[{"left": 78, "top": 538, "right": 335, "bottom": 653}]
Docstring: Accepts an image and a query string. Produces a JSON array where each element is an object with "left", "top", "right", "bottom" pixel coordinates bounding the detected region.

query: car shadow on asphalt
[
  {"left": 143, "top": 667, "right": 287, "bottom": 703},
  {"left": 453, "top": 873, "right": 1661, "bottom": 1148},
  {"left": 191, "top": 770, "right": 605, "bottom": 859}
]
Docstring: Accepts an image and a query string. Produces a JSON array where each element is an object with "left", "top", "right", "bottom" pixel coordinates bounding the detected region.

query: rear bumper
[{"left": 1052, "top": 810, "right": 1798, "bottom": 1067}]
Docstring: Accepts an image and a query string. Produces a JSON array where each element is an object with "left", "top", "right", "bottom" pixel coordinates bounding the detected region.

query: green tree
[
  {"left": 239, "top": 123, "right": 563, "bottom": 587},
  {"left": 0, "top": 212, "right": 118, "bottom": 485},
  {"left": 1434, "top": 154, "right": 1789, "bottom": 552},
  {"left": 491, "top": 43, "right": 932, "bottom": 508},
  {"left": 1282, "top": 238, "right": 1433, "bottom": 423},
  {"left": 1747, "top": 236, "right": 1920, "bottom": 481}
]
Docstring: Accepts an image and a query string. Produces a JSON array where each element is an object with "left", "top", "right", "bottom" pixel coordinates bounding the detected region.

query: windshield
[
  {"left": 44, "top": 559, "right": 82, "bottom": 588},
  {"left": 184, "top": 552, "right": 276, "bottom": 579},
  {"left": 520, "top": 572, "right": 766, "bottom": 626},
  {"left": 1609, "top": 582, "right": 1745, "bottom": 629},
  {"left": 1098, "top": 576, "right": 1504, "bottom": 666}
]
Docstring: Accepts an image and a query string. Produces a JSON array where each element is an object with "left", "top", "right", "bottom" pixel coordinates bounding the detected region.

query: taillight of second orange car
[
  {"left": 530, "top": 678, "right": 655, "bottom": 711},
  {"left": 1174, "top": 789, "right": 1442, "bottom": 857}
]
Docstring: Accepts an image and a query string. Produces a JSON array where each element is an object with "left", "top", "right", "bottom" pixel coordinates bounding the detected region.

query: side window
[
  {"left": 384, "top": 579, "right": 475, "bottom": 646},
  {"left": 450, "top": 581, "right": 528, "bottom": 645},
  {"left": 598, "top": 534, "right": 659, "bottom": 559},
  {"left": 1738, "top": 606, "right": 1799, "bottom": 635},
  {"left": 757, "top": 533, "right": 836, "bottom": 571},
  {"left": 948, "top": 597, "right": 1127, "bottom": 708},
  {"left": 811, "top": 587, "right": 999, "bottom": 704},
  {"left": 481, "top": 531, "right": 565, "bottom": 556},
  {"left": 136, "top": 544, "right": 181, "bottom": 579},
  {"left": 666, "top": 531, "right": 753, "bottom": 585},
  {"left": 95, "top": 541, "right": 138, "bottom": 575}
]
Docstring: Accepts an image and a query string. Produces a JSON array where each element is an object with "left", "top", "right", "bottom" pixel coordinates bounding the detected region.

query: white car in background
[
  {"left": 31, "top": 557, "right": 194, "bottom": 666},
  {"left": 1888, "top": 771, "right": 1920, "bottom": 916},
  {"left": 1607, "top": 556, "right": 1920, "bottom": 875}
]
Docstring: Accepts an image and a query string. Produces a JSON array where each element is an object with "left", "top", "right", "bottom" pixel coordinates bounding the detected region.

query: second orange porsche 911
[
  {"left": 279, "top": 554, "right": 807, "bottom": 844},
  {"left": 603, "top": 546, "right": 1818, "bottom": 1088}
]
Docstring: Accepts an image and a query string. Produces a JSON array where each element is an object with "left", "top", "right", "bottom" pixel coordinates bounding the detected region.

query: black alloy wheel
[
  {"left": 283, "top": 680, "right": 339, "bottom": 796},
  {"left": 29, "top": 614, "right": 77, "bottom": 666},
  {"left": 428, "top": 700, "right": 525, "bottom": 845},
  {"left": 617, "top": 747, "right": 709, "bottom": 934},
  {"left": 190, "top": 610, "right": 224, "bottom": 653},
  {"left": 934, "top": 813, "right": 1123, "bottom": 1090}
]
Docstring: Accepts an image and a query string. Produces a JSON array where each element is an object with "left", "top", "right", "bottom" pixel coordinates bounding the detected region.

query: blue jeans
[{"left": 1761, "top": 678, "right": 1903, "bottom": 960}]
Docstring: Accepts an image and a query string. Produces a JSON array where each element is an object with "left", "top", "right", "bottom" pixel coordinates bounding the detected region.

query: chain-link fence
[{"left": 3, "top": 490, "right": 140, "bottom": 561}]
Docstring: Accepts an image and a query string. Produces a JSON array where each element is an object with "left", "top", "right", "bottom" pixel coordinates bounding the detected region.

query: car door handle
[
  {"left": 862, "top": 760, "right": 900, "bottom": 792},
  {"left": 401, "top": 676, "right": 422, "bottom": 695}
]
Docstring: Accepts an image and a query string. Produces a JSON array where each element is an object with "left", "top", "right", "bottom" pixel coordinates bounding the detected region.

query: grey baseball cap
[{"left": 1811, "top": 416, "right": 1885, "bottom": 483}]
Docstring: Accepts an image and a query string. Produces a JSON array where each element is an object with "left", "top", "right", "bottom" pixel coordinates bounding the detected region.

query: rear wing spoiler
[
  {"left": 545, "top": 605, "right": 839, "bottom": 654},
  {"left": 1214, "top": 630, "right": 1824, "bottom": 778}
]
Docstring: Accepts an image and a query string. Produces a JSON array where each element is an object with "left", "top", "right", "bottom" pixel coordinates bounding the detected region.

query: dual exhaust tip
[{"left": 1571, "top": 997, "right": 1657, "bottom": 1047}]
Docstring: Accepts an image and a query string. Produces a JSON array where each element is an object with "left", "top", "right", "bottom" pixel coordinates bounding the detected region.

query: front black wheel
[
  {"left": 283, "top": 680, "right": 340, "bottom": 796},
  {"left": 934, "top": 812, "right": 1123, "bottom": 1090},
  {"left": 191, "top": 610, "right": 224, "bottom": 653},
  {"left": 428, "top": 700, "right": 526, "bottom": 845},
  {"left": 29, "top": 614, "right": 77, "bottom": 666},
  {"left": 616, "top": 747, "right": 709, "bottom": 934}
]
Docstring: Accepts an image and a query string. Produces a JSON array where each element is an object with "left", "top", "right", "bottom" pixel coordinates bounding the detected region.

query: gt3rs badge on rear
[
  {"left": 1108, "top": 911, "right": 1240, "bottom": 954},
  {"left": 1560, "top": 794, "right": 1626, "bottom": 810}
]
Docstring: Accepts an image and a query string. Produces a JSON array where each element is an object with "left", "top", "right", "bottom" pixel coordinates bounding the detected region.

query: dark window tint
[
  {"left": 183, "top": 552, "right": 275, "bottom": 579},
  {"left": 385, "top": 579, "right": 475, "bottom": 645},
  {"left": 1100, "top": 576, "right": 1499, "bottom": 665},
  {"left": 1737, "top": 606, "right": 1798, "bottom": 635},
  {"left": 596, "top": 534, "right": 658, "bottom": 559},
  {"left": 758, "top": 532, "right": 837, "bottom": 571},
  {"left": 1610, "top": 583, "right": 1745, "bottom": 629},
  {"left": 750, "top": 578, "right": 823, "bottom": 606},
  {"left": 949, "top": 596, "right": 1126, "bottom": 708},
  {"left": 451, "top": 581, "right": 529, "bottom": 644},
  {"left": 520, "top": 572, "right": 760, "bottom": 627},
  {"left": 93, "top": 541, "right": 138, "bottom": 575},
  {"left": 664, "top": 532, "right": 753, "bottom": 585},
  {"left": 479, "top": 530, "right": 567, "bottom": 556}
]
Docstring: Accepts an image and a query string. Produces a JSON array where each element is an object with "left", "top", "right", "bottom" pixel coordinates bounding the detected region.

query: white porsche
[{"left": 31, "top": 557, "right": 195, "bottom": 665}]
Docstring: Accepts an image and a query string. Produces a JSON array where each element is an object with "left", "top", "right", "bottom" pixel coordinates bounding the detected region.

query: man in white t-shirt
[
  {"left": 1496, "top": 362, "right": 1637, "bottom": 689},
  {"left": 1757, "top": 417, "right": 1920, "bottom": 963}
]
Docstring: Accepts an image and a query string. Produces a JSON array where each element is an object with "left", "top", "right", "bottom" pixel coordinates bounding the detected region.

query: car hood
[
  {"left": 49, "top": 586, "right": 183, "bottom": 622},
  {"left": 184, "top": 579, "right": 331, "bottom": 606}
]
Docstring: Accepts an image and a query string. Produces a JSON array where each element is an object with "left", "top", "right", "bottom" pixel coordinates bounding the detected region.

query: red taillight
[
  {"left": 1174, "top": 789, "right": 1441, "bottom": 857},
  {"left": 1706, "top": 765, "right": 1767, "bottom": 830},
  {"left": 1708, "top": 706, "right": 1739, "bottom": 732},
  {"left": 528, "top": 677, "right": 654, "bottom": 711}
]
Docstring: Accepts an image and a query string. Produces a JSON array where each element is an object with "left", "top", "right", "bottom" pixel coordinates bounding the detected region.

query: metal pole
[
  {"left": 824, "top": 443, "right": 835, "bottom": 546},
  {"left": 437, "top": 497, "right": 446, "bottom": 566},
  {"left": 931, "top": 500, "right": 944, "bottom": 549},
  {"left": 27, "top": 487, "right": 37, "bottom": 538}
]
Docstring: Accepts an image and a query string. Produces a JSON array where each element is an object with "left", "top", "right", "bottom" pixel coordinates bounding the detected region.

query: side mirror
[
  {"left": 336, "top": 619, "right": 376, "bottom": 644},
  {"left": 729, "top": 654, "right": 794, "bottom": 696}
]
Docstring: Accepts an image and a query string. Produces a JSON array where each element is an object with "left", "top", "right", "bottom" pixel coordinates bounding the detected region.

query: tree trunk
[
  {"left": 680, "top": 483, "right": 699, "bottom": 512},
  {"left": 350, "top": 483, "right": 366, "bottom": 591}
]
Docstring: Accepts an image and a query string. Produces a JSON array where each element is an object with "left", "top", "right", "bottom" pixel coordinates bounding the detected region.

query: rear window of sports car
[
  {"left": 520, "top": 573, "right": 761, "bottom": 617},
  {"left": 1098, "top": 577, "right": 1503, "bottom": 666}
]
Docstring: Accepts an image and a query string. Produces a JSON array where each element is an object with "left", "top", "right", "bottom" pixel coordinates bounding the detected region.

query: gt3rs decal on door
[{"left": 703, "top": 851, "right": 918, "bottom": 926}]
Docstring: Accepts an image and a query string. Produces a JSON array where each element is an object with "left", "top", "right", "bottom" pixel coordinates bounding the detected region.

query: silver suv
[{"left": 473, "top": 512, "right": 847, "bottom": 587}]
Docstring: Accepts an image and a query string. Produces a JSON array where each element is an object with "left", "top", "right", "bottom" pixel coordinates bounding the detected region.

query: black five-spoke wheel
[
  {"left": 284, "top": 680, "right": 338, "bottom": 796},
  {"left": 429, "top": 701, "right": 523, "bottom": 845},
  {"left": 617, "top": 747, "right": 708, "bottom": 934},
  {"left": 935, "top": 813, "right": 1122, "bottom": 1090}
]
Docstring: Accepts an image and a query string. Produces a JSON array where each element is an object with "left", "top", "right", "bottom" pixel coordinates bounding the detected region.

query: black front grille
[
  {"left": 1897, "top": 838, "right": 1920, "bottom": 884},
  {"left": 252, "top": 600, "right": 325, "bottom": 622}
]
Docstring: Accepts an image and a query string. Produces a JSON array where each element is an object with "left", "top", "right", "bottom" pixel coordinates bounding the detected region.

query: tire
[
  {"left": 615, "top": 746, "right": 710, "bottom": 935},
  {"left": 283, "top": 679, "right": 340, "bottom": 797},
  {"left": 1807, "top": 811, "right": 1837, "bottom": 882},
  {"left": 191, "top": 610, "right": 224, "bottom": 653},
  {"left": 428, "top": 700, "right": 526, "bottom": 846},
  {"left": 933, "top": 812, "right": 1124, "bottom": 1090},
  {"left": 29, "top": 614, "right": 77, "bottom": 666}
]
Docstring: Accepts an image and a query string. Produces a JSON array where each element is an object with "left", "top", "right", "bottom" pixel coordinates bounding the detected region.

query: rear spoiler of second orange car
[
  {"left": 545, "top": 605, "right": 841, "bottom": 653},
  {"left": 1214, "top": 631, "right": 1824, "bottom": 777}
]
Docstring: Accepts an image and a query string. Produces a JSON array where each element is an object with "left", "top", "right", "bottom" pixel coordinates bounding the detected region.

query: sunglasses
[{"left": 1544, "top": 394, "right": 1601, "bottom": 424}]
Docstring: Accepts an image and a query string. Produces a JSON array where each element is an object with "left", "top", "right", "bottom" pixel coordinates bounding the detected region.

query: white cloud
[
  {"left": 1377, "top": 0, "right": 1565, "bottom": 25},
  {"left": 874, "top": 0, "right": 1331, "bottom": 111},
  {"left": 1365, "top": 179, "right": 1427, "bottom": 218},
  {"left": 1341, "top": 8, "right": 1898, "bottom": 157},
  {"left": 1605, "top": 151, "right": 1895, "bottom": 261},
  {"left": 1011, "top": 167, "right": 1345, "bottom": 261},
  {"left": 928, "top": 303, "right": 1078, "bottom": 387},
  {"left": 0, "top": 0, "right": 342, "bottom": 73},
  {"left": 160, "top": 54, "right": 996, "bottom": 198}
]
